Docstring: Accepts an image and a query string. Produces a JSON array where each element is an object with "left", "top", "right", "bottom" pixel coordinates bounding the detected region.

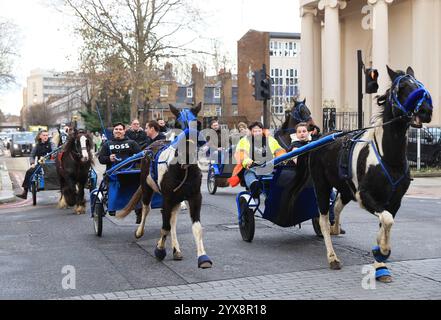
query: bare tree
[
  {"left": 0, "top": 18, "right": 18, "bottom": 89},
  {"left": 65, "top": 0, "right": 201, "bottom": 120}
]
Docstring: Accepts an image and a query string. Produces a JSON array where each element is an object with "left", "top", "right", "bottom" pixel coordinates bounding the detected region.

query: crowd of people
[{"left": 14, "top": 116, "right": 321, "bottom": 210}]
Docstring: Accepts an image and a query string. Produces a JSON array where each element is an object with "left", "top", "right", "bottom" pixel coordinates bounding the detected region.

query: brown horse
[
  {"left": 56, "top": 129, "right": 93, "bottom": 215},
  {"left": 117, "top": 103, "right": 212, "bottom": 269}
]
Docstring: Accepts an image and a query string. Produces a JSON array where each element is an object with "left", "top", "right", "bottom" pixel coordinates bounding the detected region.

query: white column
[
  {"left": 313, "top": 17, "right": 323, "bottom": 128},
  {"left": 318, "top": 0, "right": 347, "bottom": 110},
  {"left": 368, "top": 0, "right": 393, "bottom": 123},
  {"left": 300, "top": 6, "right": 317, "bottom": 108}
]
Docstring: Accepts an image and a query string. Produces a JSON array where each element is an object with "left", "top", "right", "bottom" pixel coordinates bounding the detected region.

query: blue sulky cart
[
  {"left": 237, "top": 133, "right": 342, "bottom": 242},
  {"left": 89, "top": 151, "right": 163, "bottom": 237},
  {"left": 29, "top": 149, "right": 97, "bottom": 206}
]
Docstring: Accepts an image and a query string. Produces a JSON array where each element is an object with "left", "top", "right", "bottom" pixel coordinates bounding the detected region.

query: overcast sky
[{"left": 0, "top": 0, "right": 300, "bottom": 115}]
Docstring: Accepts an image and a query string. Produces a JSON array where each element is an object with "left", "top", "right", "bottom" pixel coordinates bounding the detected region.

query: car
[
  {"left": 407, "top": 127, "right": 441, "bottom": 167},
  {"left": 10, "top": 132, "right": 36, "bottom": 157}
]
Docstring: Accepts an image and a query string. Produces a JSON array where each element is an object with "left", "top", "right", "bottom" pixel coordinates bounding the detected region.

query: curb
[{"left": 0, "top": 163, "right": 16, "bottom": 204}]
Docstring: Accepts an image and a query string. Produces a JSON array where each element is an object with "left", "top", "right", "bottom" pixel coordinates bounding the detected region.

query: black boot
[{"left": 16, "top": 188, "right": 28, "bottom": 200}]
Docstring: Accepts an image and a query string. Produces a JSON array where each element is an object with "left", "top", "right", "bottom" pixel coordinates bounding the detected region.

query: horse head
[
  {"left": 283, "top": 98, "right": 314, "bottom": 130},
  {"left": 169, "top": 103, "right": 203, "bottom": 167},
  {"left": 67, "top": 129, "right": 93, "bottom": 163},
  {"left": 384, "top": 66, "right": 433, "bottom": 127}
]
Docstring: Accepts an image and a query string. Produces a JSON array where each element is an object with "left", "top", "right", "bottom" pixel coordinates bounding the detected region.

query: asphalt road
[{"left": 0, "top": 152, "right": 440, "bottom": 300}]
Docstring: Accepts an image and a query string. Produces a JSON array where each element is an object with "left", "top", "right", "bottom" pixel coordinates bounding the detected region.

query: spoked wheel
[
  {"left": 312, "top": 217, "right": 323, "bottom": 238},
  {"left": 94, "top": 201, "right": 104, "bottom": 237},
  {"left": 239, "top": 196, "right": 255, "bottom": 242},
  {"left": 207, "top": 167, "right": 217, "bottom": 195},
  {"left": 31, "top": 181, "right": 38, "bottom": 206}
]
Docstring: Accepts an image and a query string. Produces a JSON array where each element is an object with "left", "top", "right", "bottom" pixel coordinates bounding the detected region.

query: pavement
[{"left": 0, "top": 161, "right": 16, "bottom": 204}]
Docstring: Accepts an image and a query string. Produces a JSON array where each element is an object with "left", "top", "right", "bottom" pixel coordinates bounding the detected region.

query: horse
[
  {"left": 309, "top": 66, "right": 433, "bottom": 282},
  {"left": 275, "top": 98, "right": 316, "bottom": 150},
  {"left": 117, "top": 103, "right": 213, "bottom": 269},
  {"left": 56, "top": 129, "right": 94, "bottom": 215}
]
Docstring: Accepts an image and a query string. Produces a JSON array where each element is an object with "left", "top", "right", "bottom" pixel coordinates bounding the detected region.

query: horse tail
[{"left": 116, "top": 186, "right": 142, "bottom": 219}]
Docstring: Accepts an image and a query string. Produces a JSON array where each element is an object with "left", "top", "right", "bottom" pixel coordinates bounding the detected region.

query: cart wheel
[
  {"left": 31, "top": 181, "right": 38, "bottom": 206},
  {"left": 312, "top": 217, "right": 323, "bottom": 238},
  {"left": 239, "top": 196, "right": 255, "bottom": 242},
  {"left": 94, "top": 201, "right": 104, "bottom": 237},
  {"left": 207, "top": 167, "right": 217, "bottom": 195}
]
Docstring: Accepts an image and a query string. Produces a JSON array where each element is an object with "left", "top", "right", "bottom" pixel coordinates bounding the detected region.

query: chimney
[
  {"left": 191, "top": 64, "right": 205, "bottom": 107},
  {"left": 220, "top": 70, "right": 233, "bottom": 117}
]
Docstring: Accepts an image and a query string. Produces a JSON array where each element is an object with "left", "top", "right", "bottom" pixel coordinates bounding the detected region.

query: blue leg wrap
[
  {"left": 198, "top": 255, "right": 212, "bottom": 268},
  {"left": 154, "top": 247, "right": 167, "bottom": 261},
  {"left": 375, "top": 266, "right": 391, "bottom": 280},
  {"left": 372, "top": 245, "right": 391, "bottom": 263}
]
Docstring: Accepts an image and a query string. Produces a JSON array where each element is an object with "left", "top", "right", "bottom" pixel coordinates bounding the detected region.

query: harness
[
  {"left": 291, "top": 103, "right": 312, "bottom": 123},
  {"left": 390, "top": 74, "right": 433, "bottom": 115}
]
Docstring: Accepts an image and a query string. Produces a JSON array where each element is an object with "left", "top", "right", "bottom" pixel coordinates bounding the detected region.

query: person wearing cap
[{"left": 228, "top": 122, "right": 286, "bottom": 198}]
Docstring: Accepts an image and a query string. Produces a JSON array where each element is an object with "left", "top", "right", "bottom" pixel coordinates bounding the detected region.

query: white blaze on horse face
[{"left": 80, "top": 136, "right": 89, "bottom": 161}]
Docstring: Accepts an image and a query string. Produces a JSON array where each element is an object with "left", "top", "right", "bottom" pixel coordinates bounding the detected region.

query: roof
[{"left": 269, "top": 32, "right": 301, "bottom": 40}]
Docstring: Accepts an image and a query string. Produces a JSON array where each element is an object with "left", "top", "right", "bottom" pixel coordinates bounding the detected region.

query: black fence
[{"left": 323, "top": 109, "right": 363, "bottom": 133}]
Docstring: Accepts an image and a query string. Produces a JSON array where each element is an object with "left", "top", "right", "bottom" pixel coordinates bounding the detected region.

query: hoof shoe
[
  {"left": 155, "top": 248, "right": 167, "bottom": 261},
  {"left": 198, "top": 255, "right": 213, "bottom": 269}
]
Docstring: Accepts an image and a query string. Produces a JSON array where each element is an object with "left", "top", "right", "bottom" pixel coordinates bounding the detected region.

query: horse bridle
[
  {"left": 389, "top": 74, "right": 433, "bottom": 116},
  {"left": 71, "top": 132, "right": 90, "bottom": 160},
  {"left": 291, "top": 102, "right": 311, "bottom": 123}
]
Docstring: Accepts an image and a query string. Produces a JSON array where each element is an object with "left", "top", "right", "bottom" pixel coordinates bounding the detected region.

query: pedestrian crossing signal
[{"left": 365, "top": 68, "right": 379, "bottom": 94}]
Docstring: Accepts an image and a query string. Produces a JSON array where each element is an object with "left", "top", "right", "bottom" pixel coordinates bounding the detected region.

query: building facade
[
  {"left": 299, "top": 0, "right": 441, "bottom": 129},
  {"left": 238, "top": 30, "right": 301, "bottom": 127},
  {"left": 146, "top": 64, "right": 239, "bottom": 128}
]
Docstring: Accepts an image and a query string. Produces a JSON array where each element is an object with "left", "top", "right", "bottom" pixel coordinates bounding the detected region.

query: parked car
[
  {"left": 407, "top": 127, "right": 441, "bottom": 166},
  {"left": 10, "top": 132, "right": 36, "bottom": 157}
]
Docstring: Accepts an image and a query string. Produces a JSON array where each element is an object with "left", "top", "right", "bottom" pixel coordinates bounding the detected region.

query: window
[
  {"left": 216, "top": 106, "right": 222, "bottom": 116},
  {"left": 186, "top": 87, "right": 193, "bottom": 98},
  {"left": 214, "top": 87, "right": 221, "bottom": 99},
  {"left": 160, "top": 85, "right": 169, "bottom": 97}
]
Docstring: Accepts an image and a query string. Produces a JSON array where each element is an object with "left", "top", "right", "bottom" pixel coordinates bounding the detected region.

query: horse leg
[
  {"left": 154, "top": 202, "right": 173, "bottom": 261},
  {"left": 330, "top": 194, "right": 349, "bottom": 236},
  {"left": 188, "top": 193, "right": 212, "bottom": 269},
  {"left": 135, "top": 186, "right": 154, "bottom": 239},
  {"left": 57, "top": 177, "right": 68, "bottom": 209},
  {"left": 316, "top": 187, "right": 341, "bottom": 270},
  {"left": 74, "top": 182, "right": 86, "bottom": 215},
  {"left": 170, "top": 204, "right": 183, "bottom": 260},
  {"left": 373, "top": 211, "right": 394, "bottom": 283}
]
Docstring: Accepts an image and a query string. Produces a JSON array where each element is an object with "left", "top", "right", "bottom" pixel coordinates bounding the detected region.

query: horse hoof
[
  {"left": 376, "top": 266, "right": 392, "bottom": 283},
  {"left": 155, "top": 248, "right": 167, "bottom": 261},
  {"left": 329, "top": 260, "right": 342, "bottom": 270},
  {"left": 372, "top": 246, "right": 391, "bottom": 263},
  {"left": 173, "top": 249, "right": 183, "bottom": 261},
  {"left": 134, "top": 230, "right": 144, "bottom": 239},
  {"left": 198, "top": 255, "right": 213, "bottom": 269}
]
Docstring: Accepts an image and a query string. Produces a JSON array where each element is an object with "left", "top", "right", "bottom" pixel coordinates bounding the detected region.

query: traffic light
[
  {"left": 365, "top": 68, "right": 379, "bottom": 94},
  {"left": 252, "top": 68, "right": 271, "bottom": 101}
]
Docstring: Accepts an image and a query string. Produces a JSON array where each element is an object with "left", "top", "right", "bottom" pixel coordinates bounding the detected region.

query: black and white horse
[
  {"left": 117, "top": 103, "right": 213, "bottom": 269},
  {"left": 275, "top": 98, "right": 316, "bottom": 150},
  {"left": 309, "top": 66, "right": 433, "bottom": 282},
  {"left": 56, "top": 129, "right": 93, "bottom": 215}
]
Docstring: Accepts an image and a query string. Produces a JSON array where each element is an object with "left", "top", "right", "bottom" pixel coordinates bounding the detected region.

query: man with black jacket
[
  {"left": 145, "top": 120, "right": 166, "bottom": 147},
  {"left": 98, "top": 122, "right": 142, "bottom": 170},
  {"left": 98, "top": 122, "right": 142, "bottom": 220},
  {"left": 16, "top": 130, "right": 56, "bottom": 199},
  {"left": 126, "top": 119, "right": 148, "bottom": 149}
]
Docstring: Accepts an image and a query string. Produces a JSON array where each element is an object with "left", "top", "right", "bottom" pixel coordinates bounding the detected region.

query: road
[{"left": 0, "top": 151, "right": 440, "bottom": 300}]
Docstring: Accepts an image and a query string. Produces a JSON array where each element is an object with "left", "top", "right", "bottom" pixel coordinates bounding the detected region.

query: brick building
[
  {"left": 145, "top": 64, "right": 241, "bottom": 128},
  {"left": 238, "top": 30, "right": 301, "bottom": 128}
]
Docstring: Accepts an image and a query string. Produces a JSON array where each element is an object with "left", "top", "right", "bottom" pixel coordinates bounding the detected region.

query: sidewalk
[
  {"left": 0, "top": 161, "right": 15, "bottom": 204},
  {"left": 62, "top": 258, "right": 441, "bottom": 300}
]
